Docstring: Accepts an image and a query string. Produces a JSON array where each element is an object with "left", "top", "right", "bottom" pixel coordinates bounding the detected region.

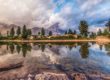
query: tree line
[
  {"left": 0, "top": 19, "right": 110, "bottom": 40},
  {"left": 8, "top": 25, "right": 32, "bottom": 39}
]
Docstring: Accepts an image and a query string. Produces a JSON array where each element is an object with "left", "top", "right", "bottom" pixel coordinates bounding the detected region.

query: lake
[{"left": 0, "top": 42, "right": 110, "bottom": 80}]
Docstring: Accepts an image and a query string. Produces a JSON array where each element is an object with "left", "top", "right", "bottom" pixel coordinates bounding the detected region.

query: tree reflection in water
[
  {"left": 80, "top": 43, "right": 89, "bottom": 59},
  {"left": 99, "top": 45, "right": 103, "bottom": 51},
  {"left": 41, "top": 44, "right": 46, "bottom": 52},
  {"left": 105, "top": 43, "right": 110, "bottom": 55},
  {"left": 16, "top": 44, "right": 21, "bottom": 54},
  {"left": 21, "top": 43, "right": 32, "bottom": 57},
  {"left": 9, "top": 43, "right": 15, "bottom": 54},
  {"left": 6, "top": 43, "right": 32, "bottom": 57},
  {"left": 0, "top": 42, "right": 90, "bottom": 58}
]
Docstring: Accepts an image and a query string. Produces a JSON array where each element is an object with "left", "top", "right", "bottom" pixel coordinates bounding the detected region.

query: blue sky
[
  {"left": 0, "top": 0, "right": 110, "bottom": 31},
  {"left": 51, "top": 0, "right": 110, "bottom": 30}
]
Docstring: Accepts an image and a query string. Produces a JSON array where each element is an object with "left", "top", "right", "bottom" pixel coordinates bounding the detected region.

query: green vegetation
[
  {"left": 22, "top": 25, "right": 28, "bottom": 39},
  {"left": 106, "top": 19, "right": 110, "bottom": 31},
  {"left": 80, "top": 43, "right": 89, "bottom": 58},
  {"left": 10, "top": 27, "right": 15, "bottom": 38},
  {"left": 79, "top": 20, "right": 88, "bottom": 37},
  {"left": 16, "top": 26, "right": 21, "bottom": 37},
  {"left": 49, "top": 31, "right": 52, "bottom": 36},
  {"left": 41, "top": 28, "right": 45, "bottom": 37},
  {"left": 0, "top": 42, "right": 90, "bottom": 58},
  {"left": 0, "top": 19, "right": 110, "bottom": 40}
]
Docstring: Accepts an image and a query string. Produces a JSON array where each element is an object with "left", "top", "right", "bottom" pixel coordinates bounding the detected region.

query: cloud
[
  {"left": 0, "top": 0, "right": 110, "bottom": 31},
  {"left": 80, "top": 0, "right": 103, "bottom": 11},
  {"left": 0, "top": 0, "right": 55, "bottom": 28},
  {"left": 56, "top": 0, "right": 110, "bottom": 30}
]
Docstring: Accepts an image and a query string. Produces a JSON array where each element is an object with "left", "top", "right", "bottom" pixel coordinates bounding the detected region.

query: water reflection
[
  {"left": 0, "top": 42, "right": 109, "bottom": 59},
  {"left": 80, "top": 43, "right": 89, "bottom": 58},
  {"left": 0, "top": 42, "right": 110, "bottom": 76},
  {"left": 105, "top": 43, "right": 110, "bottom": 56}
]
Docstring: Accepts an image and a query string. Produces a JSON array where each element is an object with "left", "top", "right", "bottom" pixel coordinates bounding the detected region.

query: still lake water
[{"left": 0, "top": 42, "right": 110, "bottom": 79}]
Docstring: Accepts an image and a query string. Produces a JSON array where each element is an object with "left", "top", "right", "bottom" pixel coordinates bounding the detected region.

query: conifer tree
[{"left": 79, "top": 20, "right": 88, "bottom": 37}]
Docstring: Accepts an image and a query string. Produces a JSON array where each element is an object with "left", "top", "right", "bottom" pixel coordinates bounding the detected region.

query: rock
[
  {"left": 74, "top": 74, "right": 87, "bottom": 80},
  {"left": 28, "top": 74, "right": 34, "bottom": 78},
  {"left": 35, "top": 72, "right": 69, "bottom": 80},
  {"left": 28, "top": 77, "right": 32, "bottom": 80},
  {"left": 20, "top": 79, "right": 24, "bottom": 80},
  {"left": 71, "top": 73, "right": 87, "bottom": 80},
  {"left": 0, "top": 61, "right": 23, "bottom": 72}
]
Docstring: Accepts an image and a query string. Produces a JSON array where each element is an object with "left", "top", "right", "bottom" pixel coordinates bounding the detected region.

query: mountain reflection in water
[{"left": 0, "top": 42, "right": 110, "bottom": 79}]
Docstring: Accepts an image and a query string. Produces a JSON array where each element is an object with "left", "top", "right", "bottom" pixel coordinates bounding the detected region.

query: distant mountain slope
[
  {"left": 32, "top": 23, "right": 65, "bottom": 35},
  {"left": 0, "top": 22, "right": 65, "bottom": 35},
  {"left": 0, "top": 23, "right": 18, "bottom": 35}
]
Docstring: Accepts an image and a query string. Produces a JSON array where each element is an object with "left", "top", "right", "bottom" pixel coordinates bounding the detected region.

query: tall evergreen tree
[
  {"left": 27, "top": 29, "right": 32, "bottom": 36},
  {"left": 90, "top": 32, "right": 96, "bottom": 38},
  {"left": 73, "top": 30, "right": 76, "bottom": 34},
  {"left": 65, "top": 30, "right": 68, "bottom": 35},
  {"left": 49, "top": 31, "right": 52, "bottom": 36},
  {"left": 10, "top": 27, "right": 15, "bottom": 37},
  {"left": 68, "top": 29, "right": 73, "bottom": 34},
  {"left": 7, "top": 31, "right": 9, "bottom": 37},
  {"left": 41, "top": 28, "right": 45, "bottom": 36},
  {"left": 79, "top": 20, "right": 88, "bottom": 37},
  {"left": 22, "top": 25, "right": 28, "bottom": 39},
  {"left": 103, "top": 29, "right": 109, "bottom": 35},
  {"left": 16, "top": 26, "right": 21, "bottom": 36},
  {"left": 38, "top": 32, "right": 41, "bottom": 36},
  {"left": 97, "top": 29, "right": 102, "bottom": 36},
  {"left": 105, "top": 19, "right": 110, "bottom": 31},
  {"left": 0, "top": 32, "right": 2, "bottom": 38}
]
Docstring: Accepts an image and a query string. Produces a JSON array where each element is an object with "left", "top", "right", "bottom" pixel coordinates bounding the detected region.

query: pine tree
[
  {"left": 7, "top": 31, "right": 9, "bottom": 37},
  {"left": 65, "top": 31, "right": 68, "bottom": 35},
  {"left": 73, "top": 30, "right": 76, "bottom": 34},
  {"left": 0, "top": 32, "right": 2, "bottom": 39},
  {"left": 22, "top": 25, "right": 28, "bottom": 39},
  {"left": 79, "top": 20, "right": 88, "bottom": 37},
  {"left": 103, "top": 29, "right": 109, "bottom": 35},
  {"left": 41, "top": 28, "right": 45, "bottom": 36},
  {"left": 68, "top": 29, "right": 73, "bottom": 34},
  {"left": 90, "top": 32, "right": 96, "bottom": 38},
  {"left": 97, "top": 29, "right": 102, "bottom": 36},
  {"left": 49, "top": 31, "right": 52, "bottom": 36},
  {"left": 106, "top": 19, "right": 110, "bottom": 31},
  {"left": 10, "top": 27, "right": 15, "bottom": 37},
  {"left": 17, "top": 26, "right": 21, "bottom": 36},
  {"left": 27, "top": 29, "right": 32, "bottom": 36},
  {"left": 38, "top": 32, "right": 40, "bottom": 36}
]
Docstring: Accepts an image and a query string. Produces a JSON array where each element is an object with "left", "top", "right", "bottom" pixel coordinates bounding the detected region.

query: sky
[{"left": 0, "top": 0, "right": 110, "bottom": 31}]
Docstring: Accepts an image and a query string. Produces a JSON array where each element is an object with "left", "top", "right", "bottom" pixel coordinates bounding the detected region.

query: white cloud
[
  {"left": 80, "top": 0, "right": 103, "bottom": 11},
  {"left": 0, "top": 0, "right": 55, "bottom": 28},
  {"left": 0, "top": 0, "right": 109, "bottom": 31}
]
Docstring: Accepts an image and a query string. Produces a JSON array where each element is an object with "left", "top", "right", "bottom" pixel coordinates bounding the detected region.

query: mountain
[
  {"left": 32, "top": 23, "right": 65, "bottom": 35},
  {"left": 48, "top": 23, "right": 65, "bottom": 34},
  {"left": 0, "top": 22, "right": 65, "bottom": 35},
  {"left": 0, "top": 23, "right": 18, "bottom": 35}
]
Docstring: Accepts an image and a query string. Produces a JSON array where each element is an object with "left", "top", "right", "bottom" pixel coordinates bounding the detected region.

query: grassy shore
[{"left": 0, "top": 38, "right": 110, "bottom": 43}]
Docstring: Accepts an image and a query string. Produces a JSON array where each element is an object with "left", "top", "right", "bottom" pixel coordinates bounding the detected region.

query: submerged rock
[
  {"left": 35, "top": 72, "right": 69, "bottom": 80},
  {"left": 0, "top": 61, "right": 23, "bottom": 72},
  {"left": 35, "top": 72, "right": 88, "bottom": 80}
]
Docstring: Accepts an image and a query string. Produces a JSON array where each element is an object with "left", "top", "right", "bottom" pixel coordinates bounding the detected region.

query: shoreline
[{"left": 0, "top": 39, "right": 109, "bottom": 43}]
